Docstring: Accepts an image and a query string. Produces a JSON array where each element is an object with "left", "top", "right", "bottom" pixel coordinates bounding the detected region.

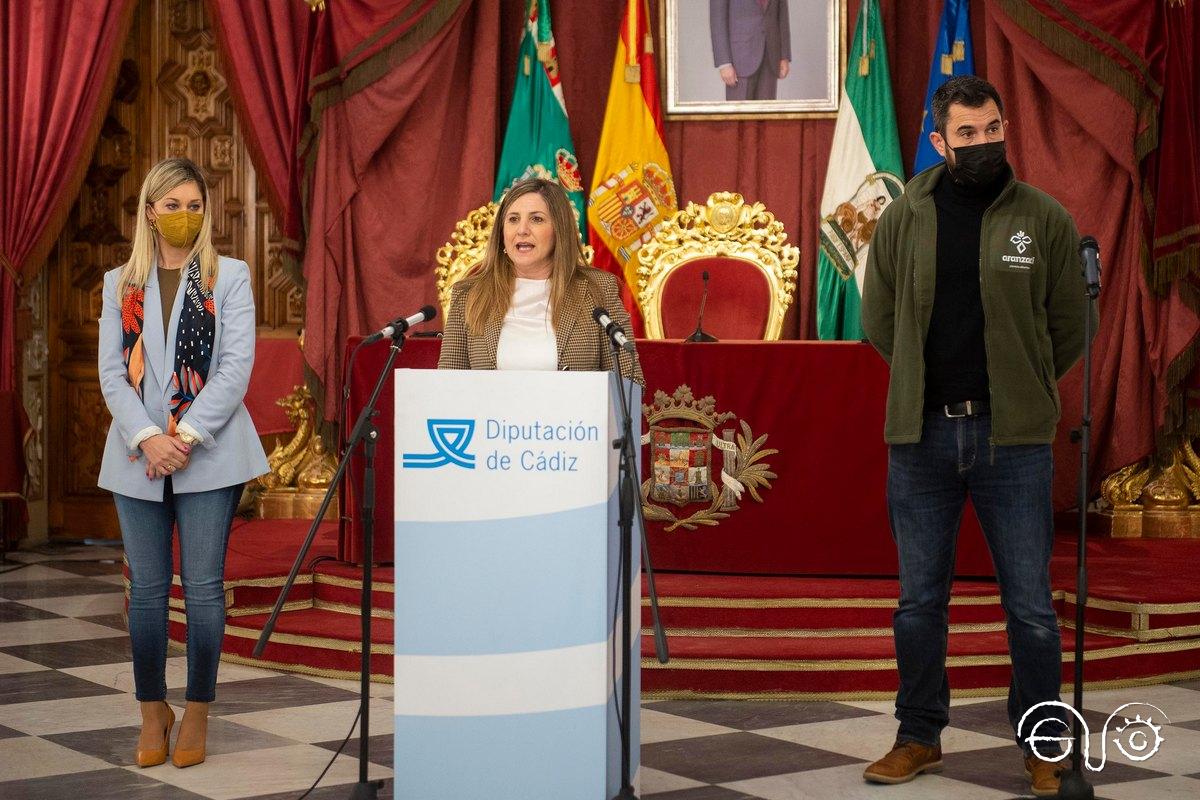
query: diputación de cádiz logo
[
  {"left": 402, "top": 419, "right": 476, "bottom": 469},
  {"left": 1018, "top": 701, "right": 1170, "bottom": 769}
]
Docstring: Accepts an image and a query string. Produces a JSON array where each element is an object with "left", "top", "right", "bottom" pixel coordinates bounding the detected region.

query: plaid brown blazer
[{"left": 438, "top": 268, "right": 644, "bottom": 384}]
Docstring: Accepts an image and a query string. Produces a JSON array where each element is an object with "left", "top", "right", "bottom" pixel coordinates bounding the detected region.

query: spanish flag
[{"left": 587, "top": 0, "right": 676, "bottom": 335}]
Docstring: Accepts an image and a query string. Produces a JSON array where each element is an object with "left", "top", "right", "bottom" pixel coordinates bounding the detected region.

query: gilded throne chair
[{"left": 636, "top": 192, "right": 799, "bottom": 340}]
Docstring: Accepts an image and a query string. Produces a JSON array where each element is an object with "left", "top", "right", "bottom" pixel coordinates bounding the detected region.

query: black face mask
[{"left": 945, "top": 140, "right": 1008, "bottom": 188}]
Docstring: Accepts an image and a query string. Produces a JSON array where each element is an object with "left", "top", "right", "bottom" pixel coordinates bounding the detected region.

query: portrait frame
[{"left": 662, "top": 0, "right": 845, "bottom": 120}]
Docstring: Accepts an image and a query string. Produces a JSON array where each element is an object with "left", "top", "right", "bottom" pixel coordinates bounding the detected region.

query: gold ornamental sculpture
[
  {"left": 251, "top": 385, "right": 338, "bottom": 520},
  {"left": 434, "top": 200, "right": 594, "bottom": 319},
  {"left": 636, "top": 191, "right": 800, "bottom": 341},
  {"left": 1099, "top": 440, "right": 1200, "bottom": 538}
]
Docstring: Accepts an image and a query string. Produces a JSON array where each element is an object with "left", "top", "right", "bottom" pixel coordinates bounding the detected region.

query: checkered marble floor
[{"left": 2, "top": 545, "right": 1199, "bottom": 799}]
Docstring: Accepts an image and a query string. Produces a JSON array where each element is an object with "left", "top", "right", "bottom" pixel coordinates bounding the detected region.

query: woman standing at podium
[
  {"left": 97, "top": 158, "right": 268, "bottom": 769},
  {"left": 439, "top": 178, "right": 643, "bottom": 383}
]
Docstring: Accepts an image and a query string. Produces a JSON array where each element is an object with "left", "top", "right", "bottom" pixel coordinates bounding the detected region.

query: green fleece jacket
[{"left": 861, "top": 164, "right": 1096, "bottom": 445}]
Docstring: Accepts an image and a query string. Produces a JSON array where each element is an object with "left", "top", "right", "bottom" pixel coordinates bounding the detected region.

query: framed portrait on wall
[{"left": 663, "top": 0, "right": 844, "bottom": 119}]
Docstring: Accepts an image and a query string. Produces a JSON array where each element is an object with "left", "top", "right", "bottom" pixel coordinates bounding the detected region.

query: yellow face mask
[{"left": 154, "top": 210, "right": 204, "bottom": 249}]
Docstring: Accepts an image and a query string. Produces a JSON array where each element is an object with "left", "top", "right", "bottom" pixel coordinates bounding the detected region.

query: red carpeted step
[
  {"left": 641, "top": 575, "right": 1007, "bottom": 631},
  {"left": 310, "top": 561, "right": 394, "bottom": 615},
  {"left": 643, "top": 574, "right": 1001, "bottom": 599},
  {"left": 642, "top": 628, "right": 1133, "bottom": 661},
  {"left": 231, "top": 607, "right": 393, "bottom": 646}
]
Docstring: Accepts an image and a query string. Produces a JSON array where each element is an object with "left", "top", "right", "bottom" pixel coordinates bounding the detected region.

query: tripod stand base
[
  {"left": 1057, "top": 768, "right": 1094, "bottom": 799},
  {"left": 347, "top": 779, "right": 384, "bottom": 799},
  {"left": 685, "top": 330, "right": 718, "bottom": 343}
]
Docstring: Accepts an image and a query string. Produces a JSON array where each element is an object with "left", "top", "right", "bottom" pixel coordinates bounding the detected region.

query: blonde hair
[
  {"left": 464, "top": 178, "right": 587, "bottom": 336},
  {"left": 117, "top": 158, "right": 218, "bottom": 298}
]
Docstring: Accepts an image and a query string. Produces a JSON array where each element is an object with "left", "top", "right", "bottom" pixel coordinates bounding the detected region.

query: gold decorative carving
[
  {"left": 637, "top": 192, "right": 800, "bottom": 341},
  {"left": 252, "top": 385, "right": 338, "bottom": 520},
  {"left": 435, "top": 201, "right": 594, "bottom": 320},
  {"left": 1098, "top": 443, "right": 1200, "bottom": 538},
  {"left": 640, "top": 385, "right": 778, "bottom": 531},
  {"left": 434, "top": 202, "right": 495, "bottom": 318}
]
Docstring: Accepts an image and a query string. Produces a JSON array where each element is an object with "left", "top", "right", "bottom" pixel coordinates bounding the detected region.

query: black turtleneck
[{"left": 923, "top": 165, "right": 1010, "bottom": 409}]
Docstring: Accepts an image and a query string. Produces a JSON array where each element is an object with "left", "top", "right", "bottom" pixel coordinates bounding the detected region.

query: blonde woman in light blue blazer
[{"left": 97, "top": 158, "right": 267, "bottom": 769}]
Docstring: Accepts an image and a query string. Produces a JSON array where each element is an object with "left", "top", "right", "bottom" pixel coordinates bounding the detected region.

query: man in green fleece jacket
[{"left": 859, "top": 76, "right": 1094, "bottom": 799}]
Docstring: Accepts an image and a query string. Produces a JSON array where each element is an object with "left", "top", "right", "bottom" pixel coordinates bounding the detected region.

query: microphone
[
  {"left": 1079, "top": 236, "right": 1101, "bottom": 298},
  {"left": 685, "top": 269, "right": 719, "bottom": 343},
  {"left": 363, "top": 305, "right": 437, "bottom": 344},
  {"left": 592, "top": 306, "right": 636, "bottom": 354}
]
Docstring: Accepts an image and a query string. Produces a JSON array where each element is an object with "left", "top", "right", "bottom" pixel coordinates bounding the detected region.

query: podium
[{"left": 392, "top": 369, "right": 641, "bottom": 799}]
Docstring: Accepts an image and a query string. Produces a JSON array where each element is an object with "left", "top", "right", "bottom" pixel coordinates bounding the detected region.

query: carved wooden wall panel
[{"left": 45, "top": 0, "right": 301, "bottom": 540}]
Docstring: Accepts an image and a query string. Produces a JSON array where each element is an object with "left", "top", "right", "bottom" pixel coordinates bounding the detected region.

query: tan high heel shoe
[
  {"left": 171, "top": 704, "right": 208, "bottom": 768},
  {"left": 135, "top": 703, "right": 175, "bottom": 768}
]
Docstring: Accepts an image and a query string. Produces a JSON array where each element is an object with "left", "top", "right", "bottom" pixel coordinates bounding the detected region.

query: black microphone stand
[
  {"left": 607, "top": 339, "right": 668, "bottom": 800},
  {"left": 252, "top": 332, "right": 407, "bottom": 800},
  {"left": 686, "top": 270, "right": 718, "bottom": 343},
  {"left": 1061, "top": 246, "right": 1101, "bottom": 800}
]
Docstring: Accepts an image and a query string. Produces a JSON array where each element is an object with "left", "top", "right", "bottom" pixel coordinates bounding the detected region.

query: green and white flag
[
  {"left": 495, "top": 0, "right": 586, "bottom": 241},
  {"left": 816, "top": 0, "right": 904, "bottom": 340}
]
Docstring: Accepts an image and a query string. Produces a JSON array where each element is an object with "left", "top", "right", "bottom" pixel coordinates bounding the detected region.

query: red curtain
[
  {"left": 0, "top": 1, "right": 135, "bottom": 531},
  {"left": 206, "top": 0, "right": 315, "bottom": 262},
  {"left": 301, "top": 0, "right": 501, "bottom": 420},
  {"left": 985, "top": 0, "right": 1200, "bottom": 504}
]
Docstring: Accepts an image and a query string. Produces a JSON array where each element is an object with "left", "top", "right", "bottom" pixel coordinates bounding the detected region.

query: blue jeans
[
  {"left": 887, "top": 411, "right": 1066, "bottom": 751},
  {"left": 114, "top": 479, "right": 242, "bottom": 703}
]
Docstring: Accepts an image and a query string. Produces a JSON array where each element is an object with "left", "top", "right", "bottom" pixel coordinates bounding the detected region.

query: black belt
[{"left": 930, "top": 399, "right": 990, "bottom": 418}]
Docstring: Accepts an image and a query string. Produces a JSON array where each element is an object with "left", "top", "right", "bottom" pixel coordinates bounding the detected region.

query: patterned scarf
[{"left": 120, "top": 258, "right": 216, "bottom": 435}]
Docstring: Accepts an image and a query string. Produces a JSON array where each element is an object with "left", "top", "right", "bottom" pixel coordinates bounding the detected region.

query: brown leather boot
[
  {"left": 1024, "top": 755, "right": 1063, "bottom": 797},
  {"left": 863, "top": 740, "right": 944, "bottom": 784}
]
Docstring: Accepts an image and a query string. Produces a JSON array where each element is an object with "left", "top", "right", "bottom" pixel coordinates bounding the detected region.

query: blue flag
[{"left": 913, "top": 0, "right": 974, "bottom": 174}]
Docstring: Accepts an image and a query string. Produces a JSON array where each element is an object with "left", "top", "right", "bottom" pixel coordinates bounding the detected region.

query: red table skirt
[{"left": 342, "top": 338, "right": 993, "bottom": 576}]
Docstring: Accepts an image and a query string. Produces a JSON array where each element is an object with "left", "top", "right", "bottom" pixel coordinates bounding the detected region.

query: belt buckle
[{"left": 944, "top": 401, "right": 972, "bottom": 419}]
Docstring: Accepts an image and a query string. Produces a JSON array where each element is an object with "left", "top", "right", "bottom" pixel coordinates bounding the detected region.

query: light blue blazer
[{"left": 98, "top": 256, "right": 269, "bottom": 501}]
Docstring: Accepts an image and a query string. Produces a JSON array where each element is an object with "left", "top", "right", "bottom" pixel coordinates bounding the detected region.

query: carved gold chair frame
[{"left": 636, "top": 191, "right": 800, "bottom": 341}]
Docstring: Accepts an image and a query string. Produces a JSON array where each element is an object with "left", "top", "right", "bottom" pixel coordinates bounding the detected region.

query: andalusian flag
[
  {"left": 816, "top": 0, "right": 903, "bottom": 341},
  {"left": 587, "top": 0, "right": 676, "bottom": 334},
  {"left": 495, "top": 0, "right": 586, "bottom": 239},
  {"left": 914, "top": 0, "right": 974, "bottom": 173}
]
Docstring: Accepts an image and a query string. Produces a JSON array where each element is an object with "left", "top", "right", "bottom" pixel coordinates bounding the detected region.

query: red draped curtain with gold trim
[
  {"left": 0, "top": 1, "right": 135, "bottom": 538},
  {"left": 205, "top": 0, "right": 315, "bottom": 281},
  {"left": 988, "top": 0, "right": 1200, "bottom": 505}
]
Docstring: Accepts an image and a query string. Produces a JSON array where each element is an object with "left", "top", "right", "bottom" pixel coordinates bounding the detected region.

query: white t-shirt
[{"left": 496, "top": 278, "right": 557, "bottom": 371}]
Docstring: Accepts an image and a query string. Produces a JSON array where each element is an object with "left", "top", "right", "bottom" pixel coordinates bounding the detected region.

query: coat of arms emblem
[{"left": 641, "top": 385, "right": 778, "bottom": 531}]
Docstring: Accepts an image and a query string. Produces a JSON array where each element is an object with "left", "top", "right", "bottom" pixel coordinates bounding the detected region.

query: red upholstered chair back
[
  {"left": 636, "top": 192, "right": 799, "bottom": 340},
  {"left": 658, "top": 257, "right": 771, "bottom": 340}
]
